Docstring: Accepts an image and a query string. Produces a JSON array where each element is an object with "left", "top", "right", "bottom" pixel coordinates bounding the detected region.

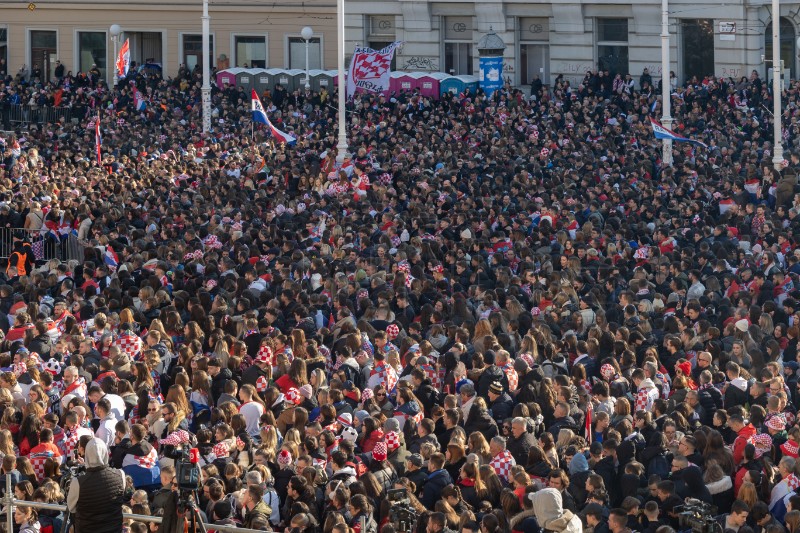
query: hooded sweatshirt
[
  {"left": 531, "top": 488, "right": 582, "bottom": 533},
  {"left": 635, "top": 378, "right": 660, "bottom": 412}
]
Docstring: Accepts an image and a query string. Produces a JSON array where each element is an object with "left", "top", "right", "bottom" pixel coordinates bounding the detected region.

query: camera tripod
[{"left": 176, "top": 490, "right": 208, "bottom": 533}]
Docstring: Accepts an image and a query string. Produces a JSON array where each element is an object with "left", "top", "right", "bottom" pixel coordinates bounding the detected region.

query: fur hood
[{"left": 706, "top": 475, "right": 733, "bottom": 495}]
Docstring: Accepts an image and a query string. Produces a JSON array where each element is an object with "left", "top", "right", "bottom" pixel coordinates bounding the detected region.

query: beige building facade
[{"left": 0, "top": 0, "right": 337, "bottom": 86}]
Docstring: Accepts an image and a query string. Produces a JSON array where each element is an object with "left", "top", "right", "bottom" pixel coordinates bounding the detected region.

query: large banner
[{"left": 346, "top": 41, "right": 402, "bottom": 97}]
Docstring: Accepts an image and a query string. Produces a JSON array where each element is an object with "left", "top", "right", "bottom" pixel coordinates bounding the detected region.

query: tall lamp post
[
  {"left": 336, "top": 0, "right": 348, "bottom": 163},
  {"left": 772, "top": 0, "right": 785, "bottom": 170},
  {"left": 201, "top": 0, "right": 212, "bottom": 133},
  {"left": 301, "top": 26, "right": 314, "bottom": 90},
  {"left": 660, "top": 0, "right": 673, "bottom": 166},
  {"left": 109, "top": 24, "right": 121, "bottom": 87}
]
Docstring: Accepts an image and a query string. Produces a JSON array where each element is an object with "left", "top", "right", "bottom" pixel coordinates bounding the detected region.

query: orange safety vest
[{"left": 7, "top": 250, "right": 28, "bottom": 276}]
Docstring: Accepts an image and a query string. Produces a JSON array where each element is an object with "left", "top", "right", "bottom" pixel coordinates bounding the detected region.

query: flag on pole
[
  {"left": 132, "top": 86, "right": 147, "bottom": 111},
  {"left": 584, "top": 403, "right": 593, "bottom": 443},
  {"left": 346, "top": 41, "right": 403, "bottom": 97},
  {"left": 116, "top": 38, "right": 131, "bottom": 79},
  {"left": 649, "top": 117, "right": 707, "bottom": 149},
  {"left": 95, "top": 115, "right": 102, "bottom": 165},
  {"left": 251, "top": 89, "right": 296, "bottom": 146}
]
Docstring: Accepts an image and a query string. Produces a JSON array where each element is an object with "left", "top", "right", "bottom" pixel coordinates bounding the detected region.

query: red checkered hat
[
  {"left": 782, "top": 440, "right": 800, "bottom": 458},
  {"left": 206, "top": 279, "right": 218, "bottom": 289},
  {"left": 767, "top": 416, "right": 786, "bottom": 431},
  {"left": 749, "top": 433, "right": 773, "bottom": 459},
  {"left": 255, "top": 345, "right": 273, "bottom": 365},
  {"left": 519, "top": 353, "right": 535, "bottom": 368},
  {"left": 540, "top": 148, "right": 550, "bottom": 157},
  {"left": 601, "top": 364, "right": 616, "bottom": 381},
  {"left": 361, "top": 388, "right": 374, "bottom": 402},
  {"left": 256, "top": 375, "right": 269, "bottom": 393},
  {"left": 385, "top": 431, "right": 400, "bottom": 452},
  {"left": 432, "top": 264, "right": 444, "bottom": 274},
  {"left": 285, "top": 388, "right": 303, "bottom": 405},
  {"left": 373, "top": 441, "right": 388, "bottom": 461},
  {"left": 277, "top": 449, "right": 293, "bottom": 467},
  {"left": 386, "top": 324, "right": 400, "bottom": 340}
]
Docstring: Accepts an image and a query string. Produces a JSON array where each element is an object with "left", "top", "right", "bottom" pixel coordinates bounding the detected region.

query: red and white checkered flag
[{"left": 346, "top": 42, "right": 402, "bottom": 97}]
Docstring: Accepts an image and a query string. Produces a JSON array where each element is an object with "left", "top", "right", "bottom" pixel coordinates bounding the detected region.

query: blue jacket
[{"left": 422, "top": 469, "right": 453, "bottom": 508}]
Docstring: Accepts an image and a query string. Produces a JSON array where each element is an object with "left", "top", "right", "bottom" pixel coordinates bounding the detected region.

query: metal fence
[
  {"left": 2, "top": 473, "right": 266, "bottom": 533},
  {"left": 0, "top": 228, "right": 84, "bottom": 263},
  {"left": 6, "top": 104, "right": 73, "bottom": 127}
]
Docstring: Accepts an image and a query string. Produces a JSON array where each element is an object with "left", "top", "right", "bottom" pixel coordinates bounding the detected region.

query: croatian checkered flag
[
  {"left": 346, "top": 42, "right": 403, "bottom": 97},
  {"left": 122, "top": 446, "right": 159, "bottom": 469}
]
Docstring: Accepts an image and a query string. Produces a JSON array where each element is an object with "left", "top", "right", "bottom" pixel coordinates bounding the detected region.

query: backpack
[
  {"left": 646, "top": 452, "right": 670, "bottom": 480},
  {"left": 541, "top": 358, "right": 569, "bottom": 378}
]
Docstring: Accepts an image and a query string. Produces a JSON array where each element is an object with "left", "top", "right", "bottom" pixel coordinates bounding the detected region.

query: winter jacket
[
  {"left": 724, "top": 377, "right": 749, "bottom": 409},
  {"left": 463, "top": 404, "right": 498, "bottom": 439},
  {"left": 507, "top": 431, "right": 537, "bottom": 466},
  {"left": 488, "top": 392, "right": 514, "bottom": 425},
  {"left": 477, "top": 365, "right": 509, "bottom": 399},
  {"left": 531, "top": 488, "right": 582, "bottom": 533},
  {"left": 422, "top": 468, "right": 453, "bottom": 508},
  {"left": 732, "top": 423, "right": 757, "bottom": 466}
]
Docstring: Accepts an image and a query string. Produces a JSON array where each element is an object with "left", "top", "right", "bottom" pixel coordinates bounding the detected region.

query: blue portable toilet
[{"left": 440, "top": 75, "right": 478, "bottom": 97}]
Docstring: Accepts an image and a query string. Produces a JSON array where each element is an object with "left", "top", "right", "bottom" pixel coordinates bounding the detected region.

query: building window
[
  {"left": 182, "top": 34, "right": 214, "bottom": 72},
  {"left": 596, "top": 18, "right": 629, "bottom": 77},
  {"left": 234, "top": 35, "right": 267, "bottom": 68},
  {"left": 682, "top": 20, "right": 715, "bottom": 82},
  {"left": 443, "top": 16, "right": 473, "bottom": 75},
  {"left": 78, "top": 32, "right": 106, "bottom": 79},
  {"left": 288, "top": 36, "right": 321, "bottom": 70},
  {"left": 367, "top": 15, "right": 397, "bottom": 69},
  {"left": 519, "top": 17, "right": 550, "bottom": 86},
  {"left": 30, "top": 30, "right": 57, "bottom": 82},
  {"left": 765, "top": 17, "right": 796, "bottom": 80},
  {"left": 123, "top": 32, "right": 163, "bottom": 67}
]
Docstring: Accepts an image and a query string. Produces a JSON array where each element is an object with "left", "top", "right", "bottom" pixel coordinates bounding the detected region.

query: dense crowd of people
[{"left": 0, "top": 58, "right": 797, "bottom": 533}]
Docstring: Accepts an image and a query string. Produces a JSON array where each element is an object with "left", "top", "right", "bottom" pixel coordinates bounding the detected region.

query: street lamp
[
  {"left": 301, "top": 26, "right": 314, "bottom": 91},
  {"left": 109, "top": 24, "right": 121, "bottom": 86},
  {"left": 336, "top": 0, "right": 348, "bottom": 162},
  {"left": 771, "top": 0, "right": 784, "bottom": 170},
  {"left": 660, "top": 0, "right": 673, "bottom": 166},
  {"left": 201, "top": 0, "right": 211, "bottom": 133}
]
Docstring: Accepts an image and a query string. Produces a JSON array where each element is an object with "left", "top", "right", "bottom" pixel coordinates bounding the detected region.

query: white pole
[
  {"left": 336, "top": 0, "right": 348, "bottom": 163},
  {"left": 661, "top": 0, "right": 673, "bottom": 166},
  {"left": 305, "top": 38, "right": 310, "bottom": 90},
  {"left": 112, "top": 37, "right": 118, "bottom": 86},
  {"left": 201, "top": 0, "right": 212, "bottom": 134},
  {"left": 772, "top": 0, "right": 784, "bottom": 170}
]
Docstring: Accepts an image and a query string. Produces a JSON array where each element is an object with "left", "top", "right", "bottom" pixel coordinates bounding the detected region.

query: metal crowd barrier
[
  {"left": 0, "top": 227, "right": 84, "bottom": 262},
  {"left": 2, "top": 473, "right": 266, "bottom": 533},
  {"left": 7, "top": 104, "right": 72, "bottom": 127}
]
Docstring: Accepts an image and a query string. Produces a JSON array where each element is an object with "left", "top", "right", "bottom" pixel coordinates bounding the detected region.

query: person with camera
[{"left": 66, "top": 436, "right": 127, "bottom": 533}]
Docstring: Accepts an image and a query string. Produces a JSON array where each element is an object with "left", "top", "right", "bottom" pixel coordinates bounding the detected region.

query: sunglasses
[
  {"left": 148, "top": 408, "right": 157, "bottom": 413},
  {"left": 376, "top": 393, "right": 387, "bottom": 397}
]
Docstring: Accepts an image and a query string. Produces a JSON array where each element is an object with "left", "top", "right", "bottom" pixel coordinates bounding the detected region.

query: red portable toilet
[
  {"left": 216, "top": 68, "right": 243, "bottom": 88},
  {"left": 417, "top": 72, "right": 449, "bottom": 99}
]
